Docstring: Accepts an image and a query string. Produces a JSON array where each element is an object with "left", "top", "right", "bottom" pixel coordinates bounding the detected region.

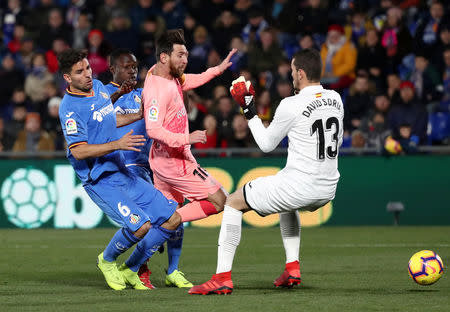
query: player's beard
[
  {"left": 169, "top": 61, "right": 185, "bottom": 78},
  {"left": 73, "top": 80, "right": 92, "bottom": 93},
  {"left": 79, "top": 85, "right": 92, "bottom": 93}
]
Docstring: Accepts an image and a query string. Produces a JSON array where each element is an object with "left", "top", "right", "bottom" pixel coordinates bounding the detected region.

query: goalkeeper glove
[{"left": 230, "top": 76, "right": 257, "bottom": 119}]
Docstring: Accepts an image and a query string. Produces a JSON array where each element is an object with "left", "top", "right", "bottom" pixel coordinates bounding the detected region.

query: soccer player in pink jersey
[{"left": 141, "top": 29, "right": 236, "bottom": 287}]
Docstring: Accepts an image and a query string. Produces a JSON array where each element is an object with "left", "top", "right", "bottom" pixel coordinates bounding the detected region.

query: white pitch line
[
  {"left": 326, "top": 243, "right": 450, "bottom": 248},
  {"left": 12, "top": 245, "right": 105, "bottom": 249},
  {"left": 261, "top": 243, "right": 450, "bottom": 248},
  {"left": 187, "top": 243, "right": 450, "bottom": 248},
  {"left": 9, "top": 243, "right": 450, "bottom": 249}
]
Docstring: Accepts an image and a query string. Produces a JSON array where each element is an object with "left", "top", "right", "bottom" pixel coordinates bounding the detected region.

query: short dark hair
[
  {"left": 292, "top": 49, "right": 322, "bottom": 82},
  {"left": 155, "top": 29, "right": 186, "bottom": 61},
  {"left": 58, "top": 49, "right": 88, "bottom": 74},
  {"left": 109, "top": 48, "right": 134, "bottom": 66},
  {"left": 356, "top": 71, "right": 369, "bottom": 80}
]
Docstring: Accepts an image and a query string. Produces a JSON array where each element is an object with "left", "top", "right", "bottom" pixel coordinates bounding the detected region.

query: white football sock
[
  {"left": 279, "top": 211, "right": 301, "bottom": 263},
  {"left": 216, "top": 205, "right": 243, "bottom": 274}
]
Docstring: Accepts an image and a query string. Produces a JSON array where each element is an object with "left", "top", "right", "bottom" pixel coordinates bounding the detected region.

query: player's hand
[
  {"left": 189, "top": 130, "right": 207, "bottom": 144},
  {"left": 230, "top": 76, "right": 257, "bottom": 119},
  {"left": 119, "top": 79, "right": 137, "bottom": 95},
  {"left": 116, "top": 129, "right": 146, "bottom": 151},
  {"left": 137, "top": 98, "right": 144, "bottom": 119},
  {"left": 217, "top": 48, "right": 237, "bottom": 73},
  {"left": 230, "top": 76, "right": 255, "bottom": 106}
]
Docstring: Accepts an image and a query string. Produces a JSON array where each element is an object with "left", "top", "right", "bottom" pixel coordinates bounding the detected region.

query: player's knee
[
  {"left": 210, "top": 198, "right": 225, "bottom": 213},
  {"left": 134, "top": 221, "right": 151, "bottom": 238},
  {"left": 161, "top": 211, "right": 181, "bottom": 231},
  {"left": 225, "top": 188, "right": 247, "bottom": 211},
  {"left": 225, "top": 193, "right": 238, "bottom": 208},
  {"left": 208, "top": 189, "right": 227, "bottom": 212},
  {"left": 212, "top": 201, "right": 224, "bottom": 212}
]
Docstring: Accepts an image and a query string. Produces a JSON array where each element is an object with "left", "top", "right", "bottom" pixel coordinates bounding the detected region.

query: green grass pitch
[{"left": 1, "top": 226, "right": 449, "bottom": 312}]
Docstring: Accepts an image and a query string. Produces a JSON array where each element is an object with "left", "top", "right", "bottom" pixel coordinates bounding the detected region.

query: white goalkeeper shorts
[{"left": 242, "top": 170, "right": 335, "bottom": 217}]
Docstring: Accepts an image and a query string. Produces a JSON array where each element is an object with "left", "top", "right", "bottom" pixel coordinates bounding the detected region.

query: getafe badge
[{"left": 100, "top": 91, "right": 109, "bottom": 99}]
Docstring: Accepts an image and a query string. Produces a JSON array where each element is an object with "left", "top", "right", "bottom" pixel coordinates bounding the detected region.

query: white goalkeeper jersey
[{"left": 247, "top": 84, "right": 344, "bottom": 199}]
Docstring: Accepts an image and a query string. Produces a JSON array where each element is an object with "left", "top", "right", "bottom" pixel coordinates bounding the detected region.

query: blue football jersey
[
  {"left": 104, "top": 82, "right": 151, "bottom": 166},
  {"left": 59, "top": 79, "right": 126, "bottom": 184}
]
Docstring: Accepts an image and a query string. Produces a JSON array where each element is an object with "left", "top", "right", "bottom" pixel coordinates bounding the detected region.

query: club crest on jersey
[
  {"left": 65, "top": 118, "right": 77, "bottom": 134},
  {"left": 134, "top": 95, "right": 141, "bottom": 103},
  {"left": 100, "top": 91, "right": 109, "bottom": 99},
  {"left": 148, "top": 105, "right": 159, "bottom": 121},
  {"left": 130, "top": 214, "right": 140, "bottom": 224}
]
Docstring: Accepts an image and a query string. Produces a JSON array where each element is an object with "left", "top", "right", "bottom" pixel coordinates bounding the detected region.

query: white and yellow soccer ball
[
  {"left": 408, "top": 250, "right": 444, "bottom": 285},
  {"left": 384, "top": 136, "right": 402, "bottom": 155}
]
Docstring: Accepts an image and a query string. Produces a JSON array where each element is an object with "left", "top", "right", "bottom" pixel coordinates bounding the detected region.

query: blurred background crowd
[{"left": 1, "top": 0, "right": 450, "bottom": 155}]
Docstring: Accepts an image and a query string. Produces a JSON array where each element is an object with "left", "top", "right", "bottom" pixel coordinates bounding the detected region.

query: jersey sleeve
[
  {"left": 248, "top": 99, "right": 297, "bottom": 153},
  {"left": 142, "top": 77, "right": 189, "bottom": 147},
  {"left": 180, "top": 66, "right": 221, "bottom": 91},
  {"left": 60, "top": 109, "right": 88, "bottom": 149},
  {"left": 338, "top": 94, "right": 345, "bottom": 148}
]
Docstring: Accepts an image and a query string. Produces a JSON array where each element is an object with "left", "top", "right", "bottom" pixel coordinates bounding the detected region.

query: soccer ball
[
  {"left": 384, "top": 136, "right": 402, "bottom": 154},
  {"left": 1, "top": 168, "right": 57, "bottom": 229},
  {"left": 408, "top": 250, "right": 444, "bottom": 285}
]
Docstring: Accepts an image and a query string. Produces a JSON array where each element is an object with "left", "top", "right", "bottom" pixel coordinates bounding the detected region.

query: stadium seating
[{"left": 428, "top": 112, "right": 450, "bottom": 143}]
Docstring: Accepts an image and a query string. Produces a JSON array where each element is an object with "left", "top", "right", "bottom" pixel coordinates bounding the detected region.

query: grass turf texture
[{"left": 1, "top": 226, "right": 449, "bottom": 312}]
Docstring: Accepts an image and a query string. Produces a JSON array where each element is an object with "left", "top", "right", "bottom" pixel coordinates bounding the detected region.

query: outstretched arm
[
  {"left": 116, "top": 93, "right": 144, "bottom": 128},
  {"left": 182, "top": 49, "right": 237, "bottom": 91},
  {"left": 116, "top": 111, "right": 143, "bottom": 127},
  {"left": 229, "top": 77, "right": 295, "bottom": 153},
  {"left": 70, "top": 130, "right": 145, "bottom": 160},
  {"left": 248, "top": 100, "right": 296, "bottom": 153}
]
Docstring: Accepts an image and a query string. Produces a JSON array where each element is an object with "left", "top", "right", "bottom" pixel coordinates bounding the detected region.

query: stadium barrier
[{"left": 0, "top": 155, "right": 449, "bottom": 229}]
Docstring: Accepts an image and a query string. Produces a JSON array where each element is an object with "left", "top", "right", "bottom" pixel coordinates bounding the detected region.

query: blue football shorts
[
  {"left": 126, "top": 164, "right": 154, "bottom": 184},
  {"left": 84, "top": 170, "right": 177, "bottom": 232}
]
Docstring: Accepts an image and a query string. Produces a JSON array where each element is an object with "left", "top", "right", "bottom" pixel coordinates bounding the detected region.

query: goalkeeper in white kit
[{"left": 189, "top": 49, "right": 344, "bottom": 295}]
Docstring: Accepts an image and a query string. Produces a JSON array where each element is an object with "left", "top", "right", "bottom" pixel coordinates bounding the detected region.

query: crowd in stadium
[{"left": 0, "top": 0, "right": 449, "bottom": 154}]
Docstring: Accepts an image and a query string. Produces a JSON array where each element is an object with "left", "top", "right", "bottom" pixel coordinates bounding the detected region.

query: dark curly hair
[
  {"left": 58, "top": 49, "right": 88, "bottom": 74},
  {"left": 155, "top": 29, "right": 185, "bottom": 61}
]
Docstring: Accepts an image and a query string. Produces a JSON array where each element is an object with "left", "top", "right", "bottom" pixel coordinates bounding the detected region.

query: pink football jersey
[{"left": 142, "top": 66, "right": 220, "bottom": 177}]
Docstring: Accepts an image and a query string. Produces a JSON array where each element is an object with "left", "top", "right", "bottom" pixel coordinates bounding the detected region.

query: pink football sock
[{"left": 177, "top": 200, "right": 218, "bottom": 222}]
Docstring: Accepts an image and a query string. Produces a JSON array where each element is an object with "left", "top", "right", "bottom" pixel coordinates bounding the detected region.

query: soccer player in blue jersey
[
  {"left": 104, "top": 49, "right": 152, "bottom": 183},
  {"left": 57, "top": 49, "right": 182, "bottom": 290},
  {"left": 105, "top": 49, "right": 191, "bottom": 288}
]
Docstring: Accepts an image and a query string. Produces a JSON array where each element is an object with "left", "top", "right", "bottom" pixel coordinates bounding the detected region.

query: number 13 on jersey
[{"left": 311, "top": 117, "right": 340, "bottom": 160}]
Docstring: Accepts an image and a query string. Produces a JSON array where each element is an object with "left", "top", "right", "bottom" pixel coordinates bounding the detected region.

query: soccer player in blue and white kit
[
  {"left": 57, "top": 49, "right": 182, "bottom": 290},
  {"left": 105, "top": 49, "right": 190, "bottom": 288}
]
